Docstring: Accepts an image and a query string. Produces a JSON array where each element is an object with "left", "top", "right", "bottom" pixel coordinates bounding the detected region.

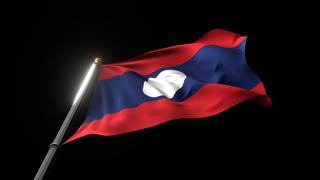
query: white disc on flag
[{"left": 143, "top": 69, "right": 187, "bottom": 99}]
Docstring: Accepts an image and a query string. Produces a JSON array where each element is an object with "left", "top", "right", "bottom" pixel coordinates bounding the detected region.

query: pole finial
[{"left": 94, "top": 57, "right": 102, "bottom": 64}]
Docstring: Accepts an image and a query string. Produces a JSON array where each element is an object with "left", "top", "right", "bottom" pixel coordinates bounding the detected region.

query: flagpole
[{"left": 34, "top": 58, "right": 102, "bottom": 180}]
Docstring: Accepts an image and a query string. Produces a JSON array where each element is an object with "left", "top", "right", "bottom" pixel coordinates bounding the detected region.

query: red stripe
[
  {"left": 99, "top": 29, "right": 246, "bottom": 80},
  {"left": 64, "top": 82, "right": 271, "bottom": 144}
]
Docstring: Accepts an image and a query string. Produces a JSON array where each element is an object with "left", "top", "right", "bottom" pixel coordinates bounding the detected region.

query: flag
[{"left": 65, "top": 29, "right": 271, "bottom": 143}]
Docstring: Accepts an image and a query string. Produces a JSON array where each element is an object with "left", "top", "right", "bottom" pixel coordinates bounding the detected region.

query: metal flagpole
[{"left": 34, "top": 58, "right": 102, "bottom": 180}]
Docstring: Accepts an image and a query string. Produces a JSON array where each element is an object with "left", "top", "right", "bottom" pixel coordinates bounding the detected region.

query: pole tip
[{"left": 94, "top": 57, "right": 102, "bottom": 64}]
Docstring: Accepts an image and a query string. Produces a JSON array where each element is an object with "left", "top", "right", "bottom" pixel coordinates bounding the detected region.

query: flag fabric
[{"left": 65, "top": 29, "right": 271, "bottom": 143}]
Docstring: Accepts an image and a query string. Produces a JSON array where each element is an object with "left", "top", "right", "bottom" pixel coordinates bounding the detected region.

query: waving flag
[{"left": 65, "top": 29, "right": 271, "bottom": 143}]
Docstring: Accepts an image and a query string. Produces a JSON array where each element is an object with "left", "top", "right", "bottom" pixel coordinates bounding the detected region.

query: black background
[{"left": 16, "top": 1, "right": 285, "bottom": 179}]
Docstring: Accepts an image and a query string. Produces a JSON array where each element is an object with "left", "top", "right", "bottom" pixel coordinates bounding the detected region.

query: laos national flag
[{"left": 65, "top": 29, "right": 272, "bottom": 143}]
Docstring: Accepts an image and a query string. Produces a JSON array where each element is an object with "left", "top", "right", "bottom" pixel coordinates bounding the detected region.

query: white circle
[{"left": 143, "top": 70, "right": 187, "bottom": 99}]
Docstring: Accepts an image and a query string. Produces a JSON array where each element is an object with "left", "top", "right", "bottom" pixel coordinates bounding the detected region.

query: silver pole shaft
[{"left": 34, "top": 58, "right": 101, "bottom": 180}]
